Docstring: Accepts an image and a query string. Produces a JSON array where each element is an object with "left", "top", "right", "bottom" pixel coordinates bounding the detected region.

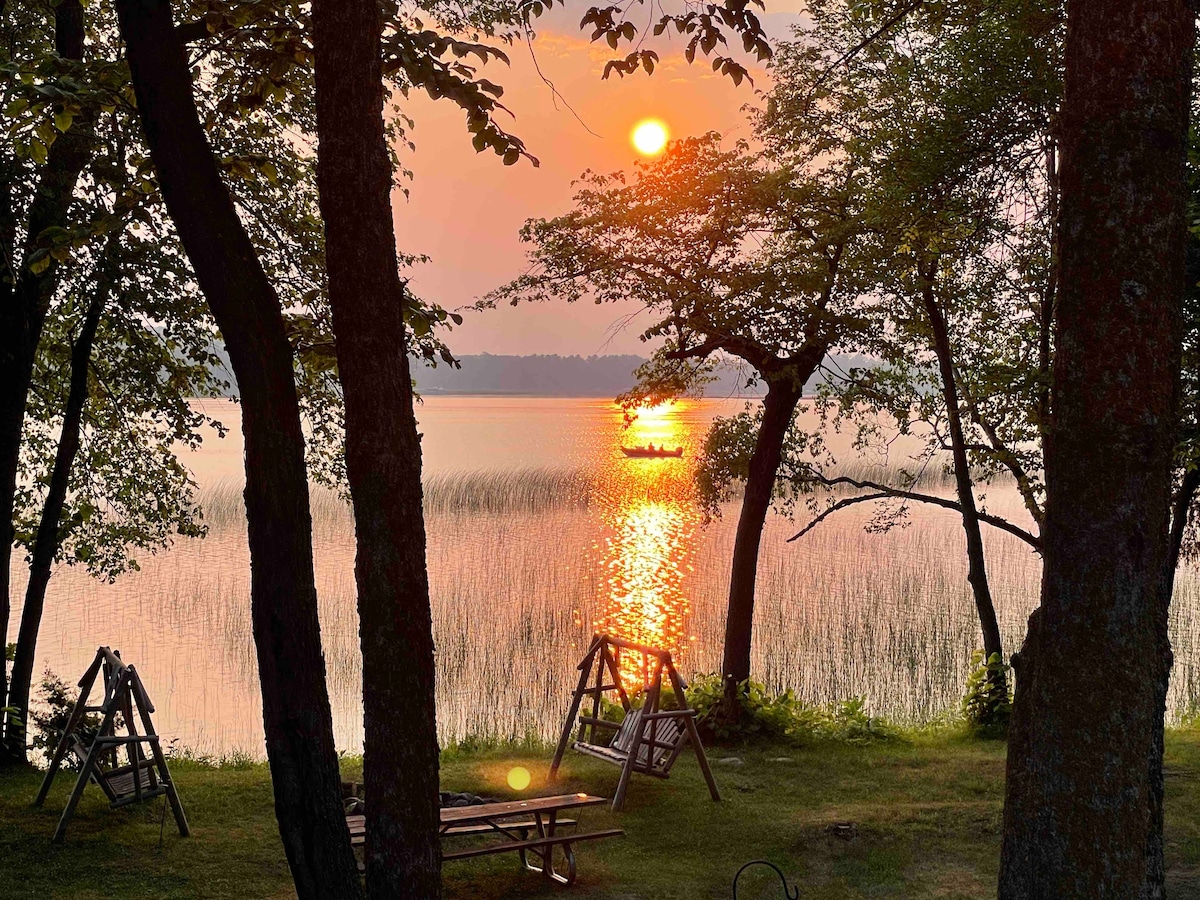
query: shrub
[
  {"left": 29, "top": 669, "right": 103, "bottom": 768},
  {"left": 686, "top": 674, "right": 897, "bottom": 746},
  {"left": 961, "top": 650, "right": 1012, "bottom": 736}
]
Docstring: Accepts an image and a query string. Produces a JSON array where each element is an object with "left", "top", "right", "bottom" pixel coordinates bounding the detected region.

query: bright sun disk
[{"left": 632, "top": 119, "right": 669, "bottom": 156}]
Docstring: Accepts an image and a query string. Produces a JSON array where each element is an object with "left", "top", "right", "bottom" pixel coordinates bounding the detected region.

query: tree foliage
[{"left": 759, "top": 0, "right": 1062, "bottom": 542}]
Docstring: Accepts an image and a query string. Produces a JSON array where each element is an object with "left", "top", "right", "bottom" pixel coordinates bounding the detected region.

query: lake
[{"left": 12, "top": 396, "right": 1200, "bottom": 756}]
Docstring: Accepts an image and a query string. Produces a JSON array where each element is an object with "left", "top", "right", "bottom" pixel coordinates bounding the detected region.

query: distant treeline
[
  {"left": 411, "top": 353, "right": 872, "bottom": 398},
  {"left": 413, "top": 354, "right": 656, "bottom": 397},
  {"left": 207, "top": 348, "right": 873, "bottom": 398}
]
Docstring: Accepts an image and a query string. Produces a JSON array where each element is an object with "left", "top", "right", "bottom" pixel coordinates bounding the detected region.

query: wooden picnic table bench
[{"left": 347, "top": 793, "right": 623, "bottom": 886}]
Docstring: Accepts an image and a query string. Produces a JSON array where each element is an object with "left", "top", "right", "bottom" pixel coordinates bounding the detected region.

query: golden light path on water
[{"left": 590, "top": 401, "right": 704, "bottom": 687}]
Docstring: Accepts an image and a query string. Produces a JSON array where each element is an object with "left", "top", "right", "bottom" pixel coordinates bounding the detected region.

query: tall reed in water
[{"left": 21, "top": 464, "right": 1200, "bottom": 756}]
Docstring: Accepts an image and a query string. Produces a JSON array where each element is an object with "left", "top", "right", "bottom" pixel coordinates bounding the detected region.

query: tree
[
  {"left": 112, "top": 4, "right": 363, "bottom": 894},
  {"left": 6, "top": 222, "right": 221, "bottom": 757},
  {"left": 0, "top": 0, "right": 93, "bottom": 759},
  {"left": 312, "top": 0, "right": 773, "bottom": 887},
  {"left": 998, "top": 1, "right": 1193, "bottom": 895},
  {"left": 749, "top": 0, "right": 1060, "bottom": 718},
  {"left": 492, "top": 133, "right": 869, "bottom": 707},
  {"left": 0, "top": 0, "right": 343, "bottom": 764},
  {"left": 310, "top": 0, "right": 440, "bottom": 894}
]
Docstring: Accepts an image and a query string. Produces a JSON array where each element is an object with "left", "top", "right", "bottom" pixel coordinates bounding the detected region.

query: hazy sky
[{"left": 392, "top": 6, "right": 805, "bottom": 357}]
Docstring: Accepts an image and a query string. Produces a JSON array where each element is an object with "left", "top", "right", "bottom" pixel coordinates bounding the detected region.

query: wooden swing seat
[
  {"left": 550, "top": 634, "right": 720, "bottom": 811},
  {"left": 65, "top": 735, "right": 165, "bottom": 806},
  {"left": 571, "top": 708, "right": 693, "bottom": 779}
]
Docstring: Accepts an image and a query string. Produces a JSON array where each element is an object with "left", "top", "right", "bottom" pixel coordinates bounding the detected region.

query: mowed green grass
[{"left": 1, "top": 732, "right": 1198, "bottom": 899}]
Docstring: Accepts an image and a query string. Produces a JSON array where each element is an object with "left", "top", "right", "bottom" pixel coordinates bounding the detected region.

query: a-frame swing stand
[
  {"left": 550, "top": 634, "right": 720, "bottom": 811},
  {"left": 34, "top": 647, "right": 189, "bottom": 843}
]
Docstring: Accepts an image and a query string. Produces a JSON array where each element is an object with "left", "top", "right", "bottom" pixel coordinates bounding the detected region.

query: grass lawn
[{"left": 1, "top": 731, "right": 1198, "bottom": 899}]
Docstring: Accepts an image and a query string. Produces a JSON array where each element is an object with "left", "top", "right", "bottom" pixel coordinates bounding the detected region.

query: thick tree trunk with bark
[
  {"left": 113, "top": 3, "right": 362, "bottom": 896},
  {"left": 721, "top": 353, "right": 821, "bottom": 699},
  {"left": 920, "top": 271, "right": 1005, "bottom": 690},
  {"left": 998, "top": 3, "right": 1192, "bottom": 897},
  {"left": 8, "top": 289, "right": 104, "bottom": 760},
  {"left": 0, "top": 0, "right": 89, "bottom": 761},
  {"left": 310, "top": 1, "right": 440, "bottom": 896}
]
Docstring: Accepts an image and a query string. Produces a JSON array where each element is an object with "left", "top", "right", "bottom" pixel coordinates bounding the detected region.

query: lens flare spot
[
  {"left": 632, "top": 119, "right": 669, "bottom": 156},
  {"left": 507, "top": 766, "right": 532, "bottom": 791}
]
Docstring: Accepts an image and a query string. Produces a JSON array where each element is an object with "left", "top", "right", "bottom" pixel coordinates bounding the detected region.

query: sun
[{"left": 631, "top": 119, "right": 669, "bottom": 156}]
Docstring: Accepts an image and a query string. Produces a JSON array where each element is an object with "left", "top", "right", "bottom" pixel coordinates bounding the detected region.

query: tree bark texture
[
  {"left": 920, "top": 271, "right": 1005, "bottom": 680},
  {"left": 8, "top": 288, "right": 104, "bottom": 760},
  {"left": 721, "top": 350, "right": 823, "bottom": 695},
  {"left": 310, "top": 3, "right": 440, "bottom": 895},
  {"left": 113, "top": 3, "right": 362, "bottom": 896},
  {"left": 0, "top": 0, "right": 89, "bottom": 761},
  {"left": 998, "top": 3, "right": 1193, "bottom": 897}
]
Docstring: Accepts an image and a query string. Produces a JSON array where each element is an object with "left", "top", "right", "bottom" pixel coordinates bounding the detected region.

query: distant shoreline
[
  {"left": 413, "top": 388, "right": 769, "bottom": 398},
  {"left": 198, "top": 350, "right": 867, "bottom": 399}
]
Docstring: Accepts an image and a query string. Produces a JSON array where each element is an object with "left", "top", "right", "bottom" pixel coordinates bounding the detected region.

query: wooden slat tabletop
[{"left": 438, "top": 793, "right": 605, "bottom": 825}]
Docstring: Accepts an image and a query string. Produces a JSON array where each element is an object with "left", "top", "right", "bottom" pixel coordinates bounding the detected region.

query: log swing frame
[
  {"left": 34, "top": 646, "right": 189, "bottom": 843},
  {"left": 549, "top": 633, "right": 720, "bottom": 811}
]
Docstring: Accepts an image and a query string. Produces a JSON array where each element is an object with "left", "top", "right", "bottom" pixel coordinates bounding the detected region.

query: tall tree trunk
[
  {"left": 8, "top": 288, "right": 104, "bottom": 761},
  {"left": 998, "top": 2, "right": 1192, "bottom": 897},
  {"left": 919, "top": 267, "right": 1005, "bottom": 695},
  {"left": 0, "top": 0, "right": 90, "bottom": 762},
  {"left": 310, "top": 2, "right": 439, "bottom": 896},
  {"left": 721, "top": 368, "right": 808, "bottom": 701},
  {"left": 113, "top": 3, "right": 362, "bottom": 896}
]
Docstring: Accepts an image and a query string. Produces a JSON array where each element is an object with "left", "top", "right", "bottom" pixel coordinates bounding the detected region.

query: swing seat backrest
[{"left": 610, "top": 710, "right": 689, "bottom": 776}]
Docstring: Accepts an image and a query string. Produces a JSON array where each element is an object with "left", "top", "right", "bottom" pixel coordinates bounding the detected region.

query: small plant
[
  {"left": 166, "top": 741, "right": 258, "bottom": 769},
  {"left": 830, "top": 697, "right": 896, "bottom": 744},
  {"left": 29, "top": 669, "right": 101, "bottom": 767},
  {"left": 439, "top": 728, "right": 546, "bottom": 759},
  {"left": 961, "top": 650, "right": 1012, "bottom": 735},
  {"left": 686, "top": 674, "right": 897, "bottom": 746}
]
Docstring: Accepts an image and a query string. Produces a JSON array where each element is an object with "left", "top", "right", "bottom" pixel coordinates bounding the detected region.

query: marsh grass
[{"left": 18, "top": 465, "right": 1200, "bottom": 756}]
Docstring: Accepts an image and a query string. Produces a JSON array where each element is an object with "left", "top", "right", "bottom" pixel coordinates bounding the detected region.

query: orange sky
[{"left": 391, "top": 7, "right": 805, "bottom": 357}]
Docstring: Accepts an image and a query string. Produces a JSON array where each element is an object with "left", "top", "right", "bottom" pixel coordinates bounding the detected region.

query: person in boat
[{"left": 648, "top": 443, "right": 656, "bottom": 452}]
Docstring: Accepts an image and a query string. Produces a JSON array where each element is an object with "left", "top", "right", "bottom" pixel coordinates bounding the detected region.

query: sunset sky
[{"left": 391, "top": 5, "right": 806, "bottom": 357}]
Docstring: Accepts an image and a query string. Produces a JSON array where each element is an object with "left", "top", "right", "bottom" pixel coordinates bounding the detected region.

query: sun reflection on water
[{"left": 591, "top": 401, "right": 704, "bottom": 685}]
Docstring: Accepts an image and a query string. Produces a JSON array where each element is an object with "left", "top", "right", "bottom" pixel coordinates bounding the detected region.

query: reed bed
[
  {"left": 15, "top": 465, "right": 1200, "bottom": 757},
  {"left": 423, "top": 467, "right": 593, "bottom": 515}
]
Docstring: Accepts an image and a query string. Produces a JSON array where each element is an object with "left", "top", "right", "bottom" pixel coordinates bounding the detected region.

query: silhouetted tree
[
  {"left": 998, "top": 2, "right": 1193, "bottom": 895},
  {"left": 113, "top": 3, "right": 362, "bottom": 895}
]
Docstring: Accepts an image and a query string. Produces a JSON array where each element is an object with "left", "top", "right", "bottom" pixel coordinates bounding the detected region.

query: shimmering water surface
[{"left": 13, "top": 396, "right": 1200, "bottom": 755}]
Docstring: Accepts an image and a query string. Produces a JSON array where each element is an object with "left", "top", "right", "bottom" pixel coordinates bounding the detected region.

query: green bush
[
  {"left": 961, "top": 650, "right": 1012, "bottom": 736},
  {"left": 29, "top": 669, "right": 102, "bottom": 768},
  {"left": 686, "top": 674, "right": 897, "bottom": 746}
]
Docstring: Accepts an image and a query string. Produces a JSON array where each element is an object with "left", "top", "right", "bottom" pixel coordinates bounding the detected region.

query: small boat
[{"left": 621, "top": 445, "right": 684, "bottom": 459}]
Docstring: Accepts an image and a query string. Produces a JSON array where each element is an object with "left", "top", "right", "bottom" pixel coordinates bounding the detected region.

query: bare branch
[
  {"left": 789, "top": 473, "right": 1042, "bottom": 550},
  {"left": 788, "top": 491, "right": 891, "bottom": 541}
]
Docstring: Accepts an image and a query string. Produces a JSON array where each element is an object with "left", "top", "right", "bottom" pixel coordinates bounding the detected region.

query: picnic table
[{"left": 347, "top": 793, "right": 623, "bottom": 886}]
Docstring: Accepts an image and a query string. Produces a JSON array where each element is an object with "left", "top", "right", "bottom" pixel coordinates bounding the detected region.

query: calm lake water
[{"left": 12, "top": 396, "right": 1200, "bottom": 755}]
